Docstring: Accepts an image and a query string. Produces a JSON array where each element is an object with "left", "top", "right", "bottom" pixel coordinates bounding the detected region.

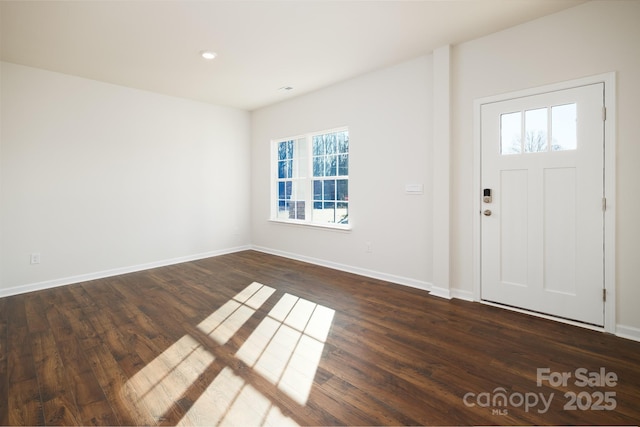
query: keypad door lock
[{"left": 483, "top": 188, "right": 492, "bottom": 203}]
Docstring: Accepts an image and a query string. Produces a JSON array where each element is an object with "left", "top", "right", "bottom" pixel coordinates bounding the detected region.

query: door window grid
[{"left": 500, "top": 103, "right": 577, "bottom": 155}]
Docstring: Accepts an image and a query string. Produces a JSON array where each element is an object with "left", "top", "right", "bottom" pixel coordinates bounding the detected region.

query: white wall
[
  {"left": 450, "top": 0, "right": 640, "bottom": 333},
  {"left": 0, "top": 62, "right": 251, "bottom": 294},
  {"left": 251, "top": 56, "right": 433, "bottom": 288}
]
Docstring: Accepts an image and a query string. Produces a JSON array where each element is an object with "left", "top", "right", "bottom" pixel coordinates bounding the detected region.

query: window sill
[{"left": 268, "top": 218, "right": 352, "bottom": 232}]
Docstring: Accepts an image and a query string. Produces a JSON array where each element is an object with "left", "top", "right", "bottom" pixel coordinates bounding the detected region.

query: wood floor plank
[
  {"left": 5, "top": 295, "right": 45, "bottom": 425},
  {"left": 55, "top": 330, "right": 120, "bottom": 425},
  {"left": 83, "top": 343, "right": 157, "bottom": 426},
  {"left": 8, "top": 379, "right": 43, "bottom": 426},
  {"left": 31, "top": 330, "right": 83, "bottom": 425},
  {"left": 3, "top": 250, "right": 640, "bottom": 426},
  {"left": 63, "top": 295, "right": 104, "bottom": 350},
  {"left": 0, "top": 296, "right": 9, "bottom": 426},
  {"left": 23, "top": 293, "right": 50, "bottom": 334}
]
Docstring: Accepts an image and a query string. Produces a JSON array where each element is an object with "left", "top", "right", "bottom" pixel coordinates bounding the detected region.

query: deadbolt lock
[{"left": 483, "top": 188, "right": 492, "bottom": 203}]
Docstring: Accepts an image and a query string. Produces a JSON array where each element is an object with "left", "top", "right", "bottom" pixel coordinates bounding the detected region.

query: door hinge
[
  {"left": 602, "top": 197, "right": 607, "bottom": 211},
  {"left": 603, "top": 107, "right": 607, "bottom": 121},
  {"left": 603, "top": 288, "right": 607, "bottom": 302}
]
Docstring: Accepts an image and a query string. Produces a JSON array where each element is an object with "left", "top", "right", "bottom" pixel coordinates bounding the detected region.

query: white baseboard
[
  {"left": 251, "top": 245, "right": 432, "bottom": 293},
  {"left": 430, "top": 286, "right": 474, "bottom": 301},
  {"left": 616, "top": 324, "right": 640, "bottom": 342},
  {"left": 0, "top": 245, "right": 252, "bottom": 298},
  {"left": 450, "top": 288, "right": 474, "bottom": 301},
  {"left": 429, "top": 286, "right": 452, "bottom": 300}
]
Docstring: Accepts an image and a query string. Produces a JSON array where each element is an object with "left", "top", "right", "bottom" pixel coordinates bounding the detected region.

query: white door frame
[{"left": 472, "top": 73, "right": 616, "bottom": 333}]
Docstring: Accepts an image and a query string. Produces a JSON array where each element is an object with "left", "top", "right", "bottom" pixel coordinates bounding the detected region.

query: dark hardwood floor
[{"left": 1, "top": 250, "right": 639, "bottom": 426}]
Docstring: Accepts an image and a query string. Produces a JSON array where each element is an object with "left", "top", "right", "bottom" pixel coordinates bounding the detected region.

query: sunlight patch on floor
[
  {"left": 179, "top": 367, "right": 299, "bottom": 427},
  {"left": 123, "top": 282, "right": 334, "bottom": 426},
  {"left": 197, "top": 282, "right": 276, "bottom": 345},
  {"left": 125, "top": 334, "right": 215, "bottom": 422},
  {"left": 236, "top": 293, "right": 335, "bottom": 405}
]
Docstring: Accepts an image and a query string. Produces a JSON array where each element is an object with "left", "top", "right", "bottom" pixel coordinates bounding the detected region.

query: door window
[{"left": 500, "top": 103, "right": 577, "bottom": 155}]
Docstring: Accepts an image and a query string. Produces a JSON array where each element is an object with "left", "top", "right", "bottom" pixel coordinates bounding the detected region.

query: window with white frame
[{"left": 273, "top": 128, "right": 349, "bottom": 228}]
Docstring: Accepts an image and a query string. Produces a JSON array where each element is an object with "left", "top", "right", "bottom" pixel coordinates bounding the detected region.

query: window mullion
[{"left": 305, "top": 135, "right": 312, "bottom": 222}]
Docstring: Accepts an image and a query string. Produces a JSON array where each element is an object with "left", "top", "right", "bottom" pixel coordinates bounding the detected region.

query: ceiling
[{"left": 1, "top": 1, "right": 586, "bottom": 111}]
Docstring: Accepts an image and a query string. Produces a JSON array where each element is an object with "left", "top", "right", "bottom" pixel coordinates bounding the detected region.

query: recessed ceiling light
[{"left": 200, "top": 50, "right": 217, "bottom": 60}]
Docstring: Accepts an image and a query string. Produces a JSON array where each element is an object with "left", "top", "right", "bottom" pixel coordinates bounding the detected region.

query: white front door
[{"left": 480, "top": 83, "right": 605, "bottom": 326}]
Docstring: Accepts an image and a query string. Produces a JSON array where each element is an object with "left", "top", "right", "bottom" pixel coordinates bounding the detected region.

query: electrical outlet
[{"left": 30, "top": 253, "right": 41, "bottom": 265}]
